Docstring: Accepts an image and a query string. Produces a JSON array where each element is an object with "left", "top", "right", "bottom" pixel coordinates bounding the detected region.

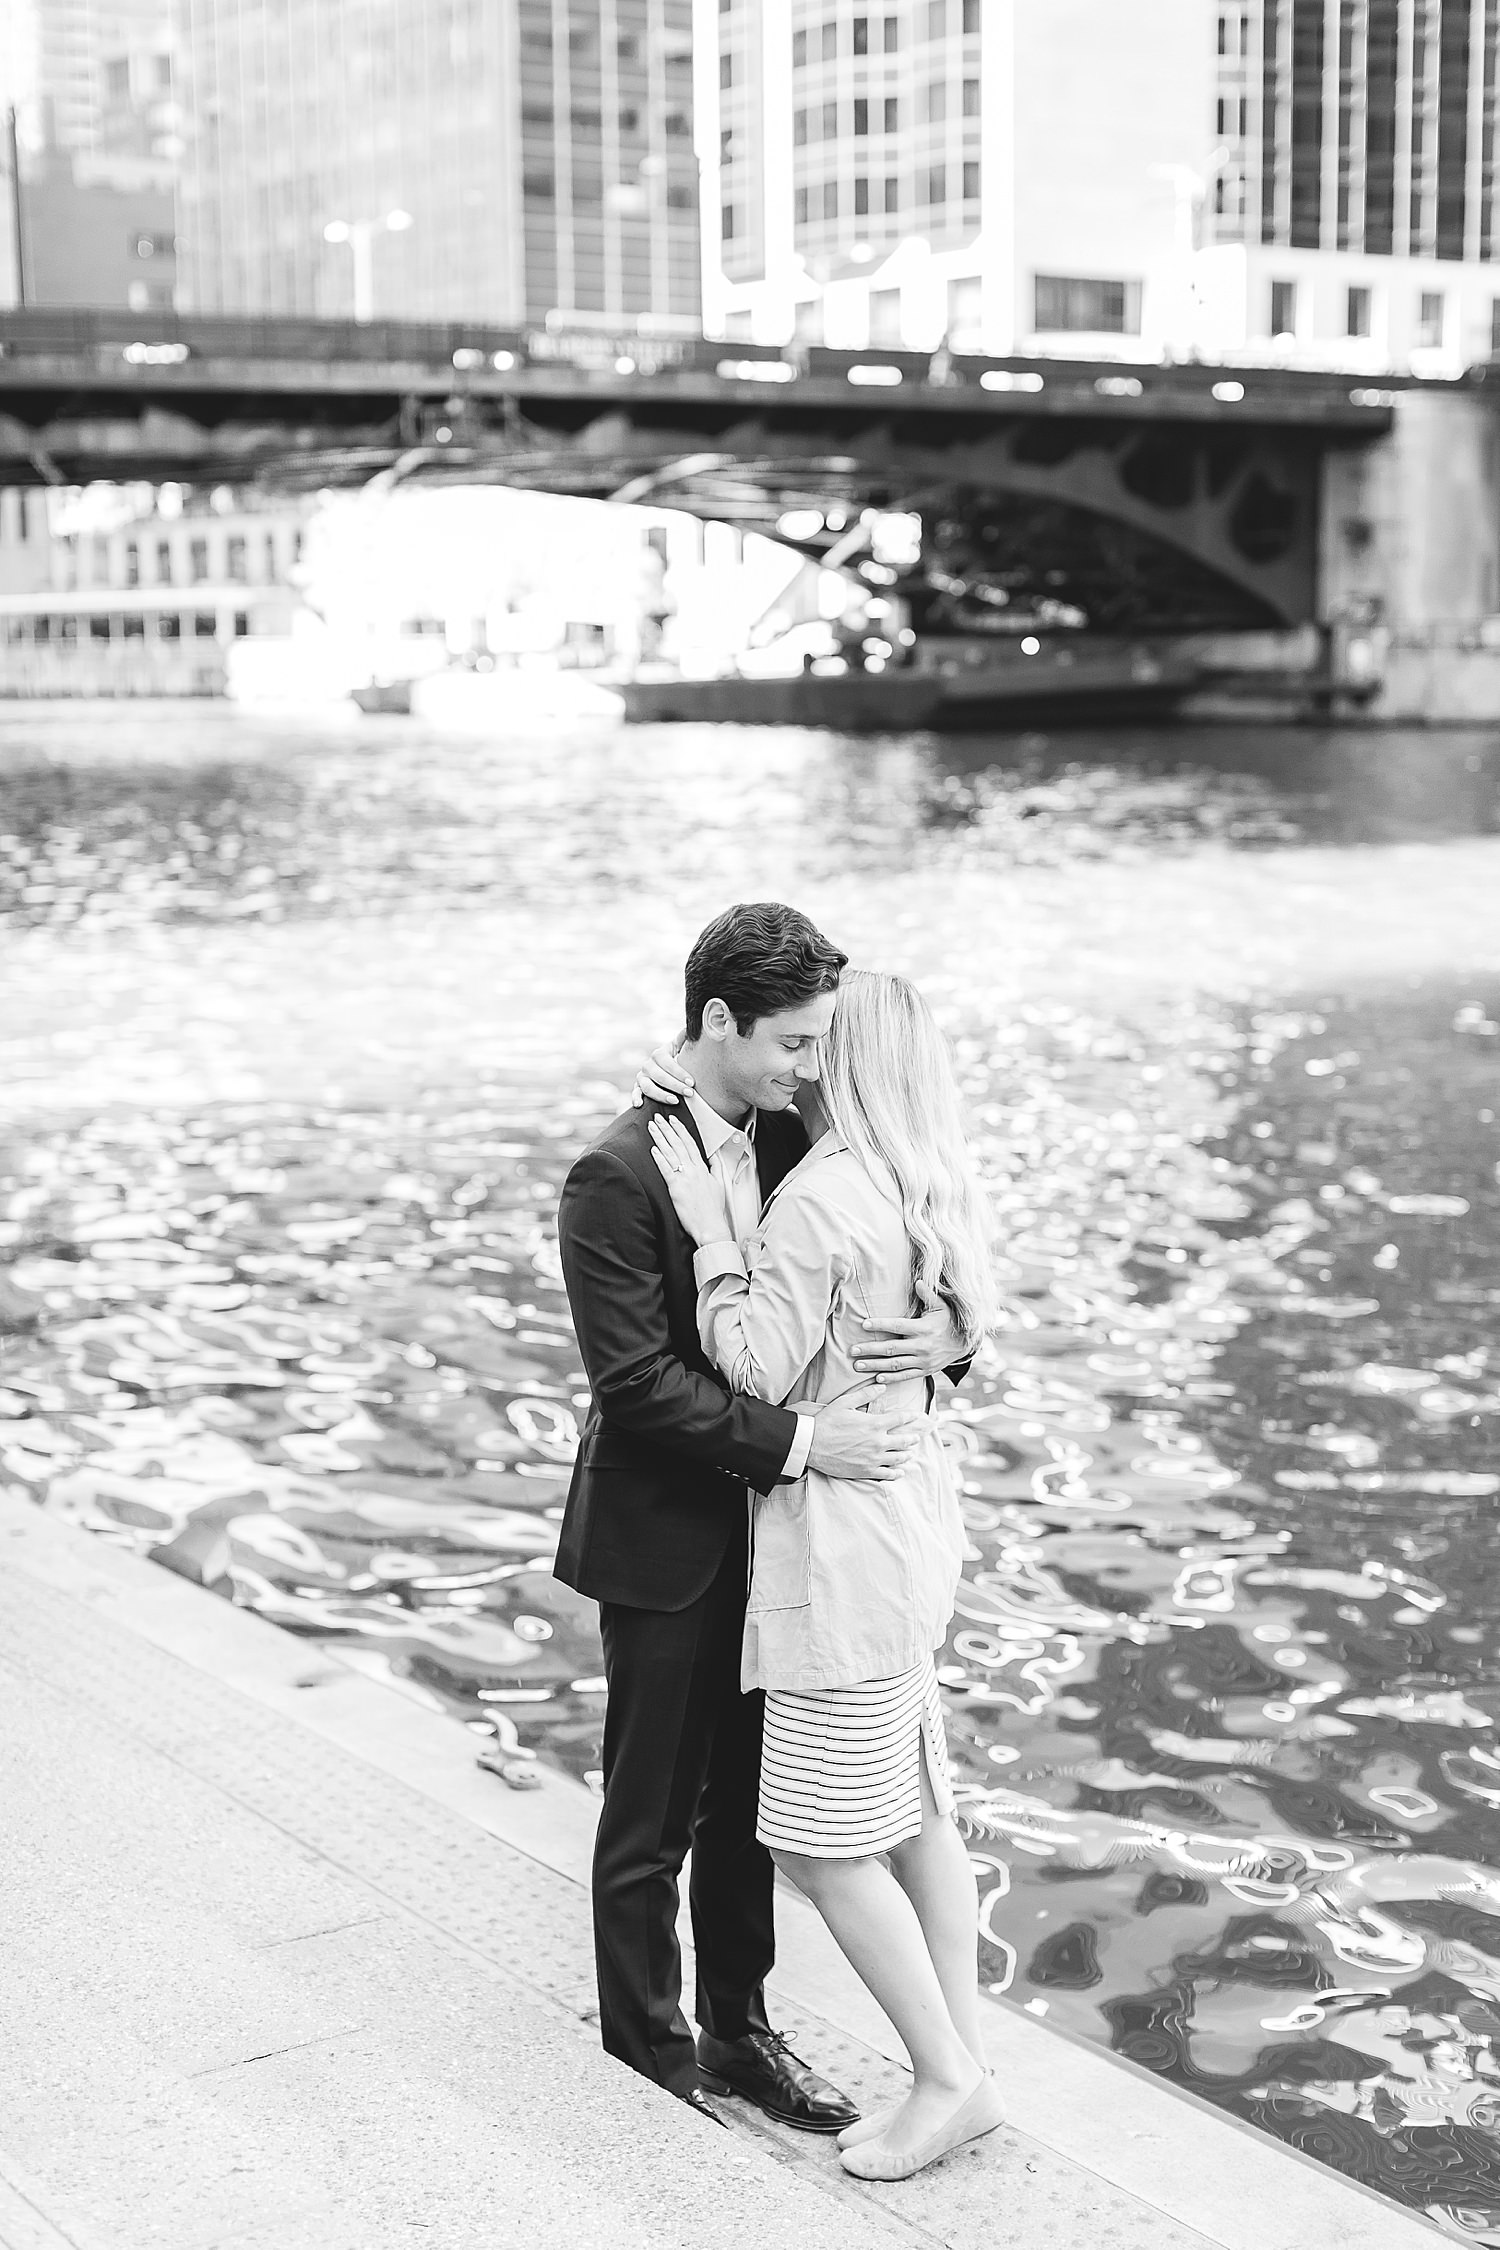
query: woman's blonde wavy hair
[{"left": 818, "top": 969, "right": 993, "bottom": 1352}]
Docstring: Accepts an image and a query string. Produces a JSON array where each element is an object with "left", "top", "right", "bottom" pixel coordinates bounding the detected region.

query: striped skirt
[{"left": 757, "top": 1654, "right": 954, "bottom": 1859}]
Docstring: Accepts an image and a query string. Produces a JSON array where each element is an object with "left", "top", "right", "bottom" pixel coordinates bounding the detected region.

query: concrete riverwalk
[{"left": 0, "top": 1490, "right": 1446, "bottom": 2250}]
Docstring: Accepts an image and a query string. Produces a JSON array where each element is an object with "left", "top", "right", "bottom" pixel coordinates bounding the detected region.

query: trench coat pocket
[{"left": 747, "top": 1483, "right": 812, "bottom": 1611}]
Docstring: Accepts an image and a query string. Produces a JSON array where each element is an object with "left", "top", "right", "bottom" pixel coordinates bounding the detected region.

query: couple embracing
[{"left": 553, "top": 901, "right": 1002, "bottom": 2182}]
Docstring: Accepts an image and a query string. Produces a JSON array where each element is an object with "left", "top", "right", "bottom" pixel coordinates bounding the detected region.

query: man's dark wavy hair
[{"left": 684, "top": 902, "right": 847, "bottom": 1040}]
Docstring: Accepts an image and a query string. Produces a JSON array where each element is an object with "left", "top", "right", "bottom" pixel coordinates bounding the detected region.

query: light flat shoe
[
  {"left": 838, "top": 2074, "right": 1005, "bottom": 2181},
  {"left": 837, "top": 2100, "right": 899, "bottom": 2151},
  {"left": 838, "top": 2068, "right": 994, "bottom": 2151}
]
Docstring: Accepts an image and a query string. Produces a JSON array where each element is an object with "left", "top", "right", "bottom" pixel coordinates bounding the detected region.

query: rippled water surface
[{"left": 3, "top": 701, "right": 1500, "bottom": 2235}]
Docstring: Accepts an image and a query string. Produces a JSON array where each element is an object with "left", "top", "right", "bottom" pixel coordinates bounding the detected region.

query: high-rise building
[
  {"left": 0, "top": 0, "right": 178, "bottom": 308},
  {"left": 703, "top": 0, "right": 1213, "bottom": 358},
  {"left": 1204, "top": 0, "right": 1500, "bottom": 368},
  {"left": 175, "top": 0, "right": 701, "bottom": 328},
  {"left": 704, "top": 0, "right": 1500, "bottom": 373}
]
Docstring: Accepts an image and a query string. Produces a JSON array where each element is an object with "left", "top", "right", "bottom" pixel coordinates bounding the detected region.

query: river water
[{"left": 3, "top": 700, "right": 1500, "bottom": 2234}]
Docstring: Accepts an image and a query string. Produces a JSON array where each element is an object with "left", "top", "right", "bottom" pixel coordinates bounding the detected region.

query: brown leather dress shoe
[{"left": 697, "top": 2029, "right": 860, "bottom": 2134}]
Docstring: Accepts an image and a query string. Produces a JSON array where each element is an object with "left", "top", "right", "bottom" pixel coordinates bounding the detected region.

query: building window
[
  {"left": 884, "top": 175, "right": 900, "bottom": 212},
  {"left": 821, "top": 179, "right": 839, "bottom": 218},
  {"left": 233, "top": 613, "right": 250, "bottom": 637},
  {"left": 1490, "top": 299, "right": 1500, "bottom": 356},
  {"left": 1218, "top": 11, "right": 1229, "bottom": 51},
  {"left": 193, "top": 612, "right": 217, "bottom": 638},
  {"left": 925, "top": 81, "right": 946, "bottom": 124},
  {"left": 189, "top": 537, "right": 210, "bottom": 582},
  {"left": 264, "top": 533, "right": 278, "bottom": 580},
  {"left": 963, "top": 159, "right": 980, "bottom": 200},
  {"left": 947, "top": 275, "right": 982, "bottom": 337},
  {"left": 795, "top": 187, "right": 810, "bottom": 223},
  {"left": 854, "top": 176, "right": 870, "bottom": 213},
  {"left": 1033, "top": 274, "right": 1142, "bottom": 333},
  {"left": 883, "top": 96, "right": 899, "bottom": 131},
  {"left": 722, "top": 203, "right": 739, "bottom": 239},
  {"left": 870, "top": 287, "right": 902, "bottom": 344},
  {"left": 155, "top": 539, "right": 172, "bottom": 582},
  {"left": 124, "top": 541, "right": 140, "bottom": 586},
  {"left": 963, "top": 77, "right": 980, "bottom": 117},
  {"left": 226, "top": 536, "right": 248, "bottom": 583},
  {"left": 1270, "top": 278, "right": 1297, "bottom": 336},
  {"left": 720, "top": 51, "right": 735, "bottom": 87},
  {"left": 925, "top": 163, "right": 946, "bottom": 205},
  {"left": 523, "top": 169, "right": 554, "bottom": 198},
  {"left": 883, "top": 14, "right": 900, "bottom": 50},
  {"left": 925, "top": 0, "right": 947, "bottom": 34},
  {"left": 666, "top": 183, "right": 694, "bottom": 207},
  {"left": 105, "top": 55, "right": 131, "bottom": 96},
  {"left": 793, "top": 28, "right": 807, "bottom": 64},
  {"left": 822, "top": 100, "right": 837, "bottom": 138},
  {"left": 822, "top": 21, "right": 837, "bottom": 58},
  {"left": 157, "top": 612, "right": 180, "bottom": 639},
  {"left": 794, "top": 108, "right": 808, "bottom": 146},
  {"left": 721, "top": 126, "right": 735, "bottom": 160},
  {"left": 664, "top": 110, "right": 691, "bottom": 137},
  {"left": 854, "top": 97, "right": 869, "bottom": 135},
  {"left": 853, "top": 15, "right": 869, "bottom": 53},
  {"left": 963, "top": 0, "right": 979, "bottom": 25},
  {"left": 1416, "top": 290, "right": 1445, "bottom": 347},
  {"left": 1346, "top": 283, "right": 1372, "bottom": 337}
]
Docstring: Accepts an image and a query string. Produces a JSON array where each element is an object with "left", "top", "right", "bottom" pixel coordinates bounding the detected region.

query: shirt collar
[{"left": 686, "top": 1088, "right": 757, "bottom": 1160}]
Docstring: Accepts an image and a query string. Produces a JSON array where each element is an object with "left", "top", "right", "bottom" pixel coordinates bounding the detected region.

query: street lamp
[{"left": 323, "top": 207, "right": 413, "bottom": 323}]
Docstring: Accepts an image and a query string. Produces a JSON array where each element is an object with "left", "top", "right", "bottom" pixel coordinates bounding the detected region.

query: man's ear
[{"left": 701, "top": 997, "right": 733, "bottom": 1042}]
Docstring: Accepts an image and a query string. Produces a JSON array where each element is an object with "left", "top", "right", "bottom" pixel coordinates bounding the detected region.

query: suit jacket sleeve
[{"left": 558, "top": 1145, "right": 800, "bottom": 1491}]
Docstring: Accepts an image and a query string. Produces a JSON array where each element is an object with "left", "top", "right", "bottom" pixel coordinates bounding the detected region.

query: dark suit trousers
[{"left": 593, "top": 1523, "right": 774, "bottom": 2095}]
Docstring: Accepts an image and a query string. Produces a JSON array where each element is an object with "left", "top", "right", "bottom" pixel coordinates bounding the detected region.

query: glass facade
[
  {"left": 518, "top": 0, "right": 700, "bottom": 321},
  {"left": 177, "top": 0, "right": 700, "bottom": 326},
  {"left": 1227, "top": 0, "right": 1500, "bottom": 262}
]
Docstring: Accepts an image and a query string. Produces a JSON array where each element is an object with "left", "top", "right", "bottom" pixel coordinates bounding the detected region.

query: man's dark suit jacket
[{"left": 555, "top": 1097, "right": 810, "bottom": 1612}]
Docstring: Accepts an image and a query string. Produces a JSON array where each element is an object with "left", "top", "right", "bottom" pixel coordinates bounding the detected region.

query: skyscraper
[
  {"left": 0, "top": 0, "right": 177, "bottom": 309},
  {"left": 704, "top": 0, "right": 1211, "bottom": 358},
  {"left": 176, "top": 0, "right": 701, "bottom": 328},
  {"left": 705, "top": 0, "right": 1500, "bottom": 372},
  {"left": 1206, "top": 0, "right": 1500, "bottom": 366}
]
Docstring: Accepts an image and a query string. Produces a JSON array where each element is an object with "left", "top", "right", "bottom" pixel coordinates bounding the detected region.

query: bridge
[{"left": 0, "top": 307, "right": 1418, "bottom": 639}]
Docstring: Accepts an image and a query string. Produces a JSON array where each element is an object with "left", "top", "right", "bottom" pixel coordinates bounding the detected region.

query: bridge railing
[{"left": 0, "top": 304, "right": 1411, "bottom": 418}]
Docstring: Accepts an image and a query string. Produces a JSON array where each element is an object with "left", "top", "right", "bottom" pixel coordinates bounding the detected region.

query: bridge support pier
[{"left": 1322, "top": 388, "right": 1500, "bottom": 720}]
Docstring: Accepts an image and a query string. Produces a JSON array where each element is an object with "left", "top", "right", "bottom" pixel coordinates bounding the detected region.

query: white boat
[{"left": 409, "top": 667, "right": 625, "bottom": 729}]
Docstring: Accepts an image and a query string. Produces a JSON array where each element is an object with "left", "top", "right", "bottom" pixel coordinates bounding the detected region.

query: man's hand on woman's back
[{"left": 804, "top": 1380, "right": 920, "bottom": 1482}]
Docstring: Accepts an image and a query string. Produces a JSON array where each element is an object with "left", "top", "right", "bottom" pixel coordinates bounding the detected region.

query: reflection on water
[{"left": 2, "top": 704, "right": 1499, "bottom": 2237}]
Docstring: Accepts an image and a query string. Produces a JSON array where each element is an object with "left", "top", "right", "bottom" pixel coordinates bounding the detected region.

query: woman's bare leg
[
  {"left": 772, "top": 1845, "right": 982, "bottom": 2145},
  {"left": 838, "top": 1756, "right": 991, "bottom": 2147},
  {"left": 888, "top": 1755, "right": 988, "bottom": 2067}
]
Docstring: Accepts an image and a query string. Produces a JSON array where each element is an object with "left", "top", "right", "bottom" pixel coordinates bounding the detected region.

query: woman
[{"left": 647, "top": 968, "right": 1002, "bottom": 2182}]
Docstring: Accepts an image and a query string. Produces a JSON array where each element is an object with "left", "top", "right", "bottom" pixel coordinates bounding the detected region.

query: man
[{"left": 555, "top": 901, "right": 962, "bottom": 2128}]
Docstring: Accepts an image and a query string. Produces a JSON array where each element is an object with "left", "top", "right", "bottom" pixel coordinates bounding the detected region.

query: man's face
[{"left": 717, "top": 992, "right": 836, "bottom": 1113}]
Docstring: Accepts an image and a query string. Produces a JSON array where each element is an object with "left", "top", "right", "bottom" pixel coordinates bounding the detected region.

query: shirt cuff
[
  {"left": 693, "top": 1239, "right": 746, "bottom": 1286},
  {"left": 780, "top": 1410, "right": 815, "bottom": 1482}
]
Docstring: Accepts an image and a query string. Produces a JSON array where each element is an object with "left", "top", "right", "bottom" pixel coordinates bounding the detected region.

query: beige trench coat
[{"left": 693, "top": 1132, "right": 966, "bottom": 1693}]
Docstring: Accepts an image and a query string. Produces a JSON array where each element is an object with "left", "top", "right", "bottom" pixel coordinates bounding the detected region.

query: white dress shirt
[{"left": 685, "top": 1090, "right": 814, "bottom": 1483}]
